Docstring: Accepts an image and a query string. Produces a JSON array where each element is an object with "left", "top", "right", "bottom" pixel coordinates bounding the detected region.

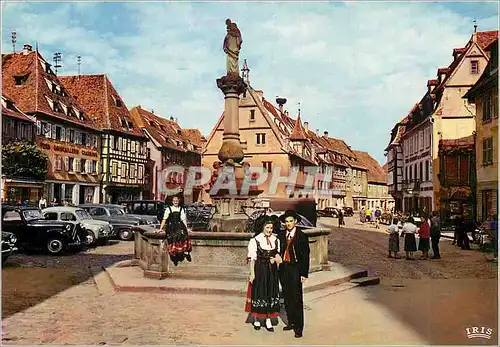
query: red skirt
[{"left": 165, "top": 238, "right": 192, "bottom": 256}]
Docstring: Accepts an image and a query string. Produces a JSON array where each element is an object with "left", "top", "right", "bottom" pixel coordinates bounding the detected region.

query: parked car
[
  {"left": 78, "top": 204, "right": 158, "bottom": 241},
  {"left": 1, "top": 206, "right": 86, "bottom": 255},
  {"left": 2, "top": 231, "right": 18, "bottom": 264},
  {"left": 119, "top": 200, "right": 165, "bottom": 222},
  {"left": 42, "top": 206, "right": 115, "bottom": 245},
  {"left": 317, "top": 207, "right": 339, "bottom": 218},
  {"left": 342, "top": 206, "right": 354, "bottom": 217}
]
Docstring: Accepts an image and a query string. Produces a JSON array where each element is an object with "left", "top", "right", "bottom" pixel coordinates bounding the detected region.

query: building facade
[
  {"left": 2, "top": 45, "right": 102, "bottom": 205},
  {"left": 1, "top": 95, "right": 40, "bottom": 202},
  {"left": 438, "top": 135, "right": 476, "bottom": 220},
  {"left": 385, "top": 117, "right": 407, "bottom": 212},
  {"left": 60, "top": 75, "right": 148, "bottom": 203},
  {"left": 464, "top": 38, "right": 498, "bottom": 221},
  {"left": 431, "top": 30, "right": 498, "bottom": 211},
  {"left": 129, "top": 106, "right": 204, "bottom": 203}
]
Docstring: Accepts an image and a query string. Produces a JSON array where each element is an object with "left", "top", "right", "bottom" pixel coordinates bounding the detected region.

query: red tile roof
[
  {"left": 353, "top": 150, "right": 386, "bottom": 183},
  {"left": 128, "top": 106, "right": 200, "bottom": 153},
  {"left": 289, "top": 115, "right": 308, "bottom": 141},
  {"left": 182, "top": 128, "right": 206, "bottom": 148},
  {"left": 2, "top": 95, "right": 34, "bottom": 122},
  {"left": 477, "top": 30, "right": 499, "bottom": 51},
  {"left": 2, "top": 51, "right": 95, "bottom": 130},
  {"left": 59, "top": 74, "right": 144, "bottom": 138}
]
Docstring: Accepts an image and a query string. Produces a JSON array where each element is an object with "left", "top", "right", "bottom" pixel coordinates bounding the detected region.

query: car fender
[{"left": 45, "top": 229, "right": 68, "bottom": 240}]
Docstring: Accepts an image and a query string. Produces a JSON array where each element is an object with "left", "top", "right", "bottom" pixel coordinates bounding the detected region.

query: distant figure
[
  {"left": 38, "top": 196, "right": 47, "bottom": 209},
  {"left": 430, "top": 211, "right": 441, "bottom": 259},
  {"left": 417, "top": 215, "right": 431, "bottom": 260},
  {"left": 402, "top": 217, "right": 418, "bottom": 260},
  {"left": 338, "top": 209, "right": 344, "bottom": 228},
  {"left": 386, "top": 218, "right": 401, "bottom": 259}
]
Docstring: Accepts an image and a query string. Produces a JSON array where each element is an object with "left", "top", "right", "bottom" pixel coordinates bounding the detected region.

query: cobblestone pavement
[{"left": 2, "top": 219, "right": 498, "bottom": 345}]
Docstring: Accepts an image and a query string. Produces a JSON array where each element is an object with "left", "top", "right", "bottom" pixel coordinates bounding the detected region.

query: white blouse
[
  {"left": 247, "top": 233, "right": 281, "bottom": 261},
  {"left": 402, "top": 222, "right": 418, "bottom": 234},
  {"left": 163, "top": 205, "right": 187, "bottom": 227}
]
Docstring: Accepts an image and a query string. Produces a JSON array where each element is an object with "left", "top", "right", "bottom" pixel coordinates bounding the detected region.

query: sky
[{"left": 1, "top": 1, "right": 498, "bottom": 164}]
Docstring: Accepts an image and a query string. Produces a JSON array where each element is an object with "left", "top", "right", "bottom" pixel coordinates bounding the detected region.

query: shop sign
[{"left": 81, "top": 150, "right": 99, "bottom": 158}]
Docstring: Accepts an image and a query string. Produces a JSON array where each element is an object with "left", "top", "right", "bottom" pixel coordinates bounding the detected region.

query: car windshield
[
  {"left": 109, "top": 208, "right": 124, "bottom": 216},
  {"left": 75, "top": 210, "right": 92, "bottom": 220},
  {"left": 23, "top": 209, "right": 44, "bottom": 221}
]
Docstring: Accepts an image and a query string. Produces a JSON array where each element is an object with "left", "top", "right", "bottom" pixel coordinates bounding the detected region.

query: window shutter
[
  {"left": 36, "top": 120, "right": 41, "bottom": 135},
  {"left": 51, "top": 124, "right": 57, "bottom": 139},
  {"left": 86, "top": 160, "right": 91, "bottom": 174},
  {"left": 64, "top": 157, "right": 69, "bottom": 171},
  {"left": 61, "top": 128, "right": 65, "bottom": 142},
  {"left": 75, "top": 131, "right": 80, "bottom": 144},
  {"left": 66, "top": 129, "right": 71, "bottom": 142}
]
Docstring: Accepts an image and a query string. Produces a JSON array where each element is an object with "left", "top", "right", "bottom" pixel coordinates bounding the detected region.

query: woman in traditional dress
[
  {"left": 245, "top": 215, "right": 282, "bottom": 332},
  {"left": 401, "top": 217, "right": 418, "bottom": 260},
  {"left": 160, "top": 196, "right": 192, "bottom": 266},
  {"left": 386, "top": 218, "right": 401, "bottom": 258}
]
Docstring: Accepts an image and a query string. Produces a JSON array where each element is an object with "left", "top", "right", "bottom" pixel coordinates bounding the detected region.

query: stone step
[{"left": 350, "top": 276, "right": 380, "bottom": 286}]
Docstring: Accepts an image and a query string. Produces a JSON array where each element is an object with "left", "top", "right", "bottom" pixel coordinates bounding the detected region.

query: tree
[{"left": 2, "top": 141, "right": 48, "bottom": 180}]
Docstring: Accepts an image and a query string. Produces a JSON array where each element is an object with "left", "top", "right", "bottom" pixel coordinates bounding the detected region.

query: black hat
[
  {"left": 279, "top": 210, "right": 301, "bottom": 223},
  {"left": 253, "top": 215, "right": 280, "bottom": 237}
]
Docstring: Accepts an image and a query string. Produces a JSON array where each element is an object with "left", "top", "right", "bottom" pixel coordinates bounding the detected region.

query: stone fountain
[{"left": 106, "top": 20, "right": 358, "bottom": 291}]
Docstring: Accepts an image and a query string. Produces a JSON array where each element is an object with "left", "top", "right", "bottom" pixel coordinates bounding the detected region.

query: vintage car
[
  {"left": 245, "top": 210, "right": 314, "bottom": 233},
  {"left": 342, "top": 206, "right": 354, "bottom": 217},
  {"left": 1, "top": 206, "right": 86, "bottom": 254},
  {"left": 78, "top": 204, "right": 158, "bottom": 241},
  {"left": 119, "top": 200, "right": 165, "bottom": 222},
  {"left": 2, "top": 231, "right": 18, "bottom": 264},
  {"left": 317, "top": 207, "right": 339, "bottom": 218},
  {"left": 42, "top": 206, "right": 115, "bottom": 245}
]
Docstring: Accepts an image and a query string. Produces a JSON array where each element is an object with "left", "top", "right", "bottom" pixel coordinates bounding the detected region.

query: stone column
[{"left": 216, "top": 74, "right": 246, "bottom": 164}]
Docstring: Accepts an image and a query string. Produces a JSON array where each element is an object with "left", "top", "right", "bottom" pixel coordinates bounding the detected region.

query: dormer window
[
  {"left": 177, "top": 129, "right": 182, "bottom": 135},
  {"left": 149, "top": 120, "right": 156, "bottom": 127},
  {"left": 112, "top": 95, "right": 122, "bottom": 107},
  {"left": 78, "top": 111, "right": 84, "bottom": 120},
  {"left": 60, "top": 102, "right": 68, "bottom": 115},
  {"left": 164, "top": 137, "right": 169, "bottom": 143},
  {"left": 128, "top": 121, "right": 134, "bottom": 129},
  {"left": 160, "top": 125, "right": 166, "bottom": 131},
  {"left": 14, "top": 74, "right": 29, "bottom": 85},
  {"left": 121, "top": 118, "right": 127, "bottom": 128}
]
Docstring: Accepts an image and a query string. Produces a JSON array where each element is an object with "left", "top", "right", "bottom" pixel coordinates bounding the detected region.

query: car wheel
[
  {"left": 46, "top": 237, "right": 66, "bottom": 255},
  {"left": 85, "top": 230, "right": 96, "bottom": 246},
  {"left": 119, "top": 228, "right": 134, "bottom": 241}
]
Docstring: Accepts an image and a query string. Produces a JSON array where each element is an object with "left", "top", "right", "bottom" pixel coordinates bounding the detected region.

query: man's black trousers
[{"left": 279, "top": 262, "right": 304, "bottom": 334}]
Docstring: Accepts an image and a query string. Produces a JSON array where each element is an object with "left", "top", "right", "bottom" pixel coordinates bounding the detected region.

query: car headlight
[
  {"left": 10, "top": 235, "right": 17, "bottom": 244},
  {"left": 65, "top": 224, "right": 72, "bottom": 231},
  {"left": 99, "top": 226, "right": 104, "bottom": 232}
]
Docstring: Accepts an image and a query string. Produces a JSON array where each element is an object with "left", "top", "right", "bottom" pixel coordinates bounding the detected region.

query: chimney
[
  {"left": 303, "top": 121, "right": 309, "bottom": 132},
  {"left": 23, "top": 44, "right": 32, "bottom": 55},
  {"left": 170, "top": 116, "right": 174, "bottom": 121},
  {"left": 324, "top": 130, "right": 329, "bottom": 137},
  {"left": 316, "top": 129, "right": 319, "bottom": 135}
]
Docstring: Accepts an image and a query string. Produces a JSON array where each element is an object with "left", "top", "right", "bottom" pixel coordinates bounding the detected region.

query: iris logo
[{"left": 465, "top": 326, "right": 493, "bottom": 339}]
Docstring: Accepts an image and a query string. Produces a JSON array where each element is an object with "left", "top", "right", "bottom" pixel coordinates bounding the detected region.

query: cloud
[{"left": 1, "top": 1, "right": 498, "bottom": 165}]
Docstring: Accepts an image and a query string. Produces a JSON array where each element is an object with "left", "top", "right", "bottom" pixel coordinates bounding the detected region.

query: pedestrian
[
  {"left": 430, "top": 211, "right": 441, "bottom": 259},
  {"left": 417, "top": 214, "right": 431, "bottom": 260},
  {"left": 375, "top": 207, "right": 381, "bottom": 229},
  {"left": 245, "top": 215, "right": 282, "bottom": 332},
  {"left": 456, "top": 217, "right": 471, "bottom": 250},
  {"left": 160, "top": 195, "right": 192, "bottom": 266},
  {"left": 338, "top": 209, "right": 344, "bottom": 228},
  {"left": 278, "top": 210, "right": 310, "bottom": 338},
  {"left": 366, "top": 207, "right": 371, "bottom": 223},
  {"left": 360, "top": 207, "right": 366, "bottom": 223},
  {"left": 386, "top": 218, "right": 401, "bottom": 258},
  {"left": 38, "top": 196, "right": 47, "bottom": 209},
  {"left": 401, "top": 217, "right": 418, "bottom": 260}
]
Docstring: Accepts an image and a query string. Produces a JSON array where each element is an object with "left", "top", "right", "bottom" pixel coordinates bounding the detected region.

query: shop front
[
  {"left": 1, "top": 178, "right": 44, "bottom": 205},
  {"left": 105, "top": 185, "right": 143, "bottom": 204},
  {"left": 439, "top": 186, "right": 475, "bottom": 228},
  {"left": 46, "top": 181, "right": 100, "bottom": 205}
]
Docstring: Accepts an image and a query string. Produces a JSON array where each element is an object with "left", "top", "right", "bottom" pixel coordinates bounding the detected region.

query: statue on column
[{"left": 223, "top": 19, "right": 242, "bottom": 76}]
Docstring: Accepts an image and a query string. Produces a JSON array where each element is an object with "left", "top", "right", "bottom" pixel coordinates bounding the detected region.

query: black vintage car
[
  {"left": 342, "top": 206, "right": 354, "bottom": 217},
  {"left": 2, "top": 231, "right": 18, "bottom": 264},
  {"left": 118, "top": 200, "right": 166, "bottom": 222},
  {"left": 1, "top": 206, "right": 86, "bottom": 255},
  {"left": 317, "top": 207, "right": 339, "bottom": 218}
]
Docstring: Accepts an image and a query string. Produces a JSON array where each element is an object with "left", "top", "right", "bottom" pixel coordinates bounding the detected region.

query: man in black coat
[{"left": 278, "top": 210, "right": 310, "bottom": 338}]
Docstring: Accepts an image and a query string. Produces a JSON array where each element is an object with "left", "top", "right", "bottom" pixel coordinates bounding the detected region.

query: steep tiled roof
[
  {"left": 323, "top": 136, "right": 355, "bottom": 158},
  {"left": 2, "top": 51, "right": 95, "bottom": 130},
  {"left": 353, "top": 150, "right": 386, "bottom": 184},
  {"left": 289, "top": 115, "right": 308, "bottom": 141},
  {"left": 182, "top": 128, "right": 206, "bottom": 148},
  {"left": 477, "top": 30, "right": 498, "bottom": 51},
  {"left": 2, "top": 95, "right": 34, "bottom": 122},
  {"left": 59, "top": 74, "right": 144, "bottom": 138},
  {"left": 128, "top": 106, "right": 200, "bottom": 153}
]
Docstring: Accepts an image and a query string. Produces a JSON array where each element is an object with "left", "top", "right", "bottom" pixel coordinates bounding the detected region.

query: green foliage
[{"left": 2, "top": 141, "right": 48, "bottom": 180}]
